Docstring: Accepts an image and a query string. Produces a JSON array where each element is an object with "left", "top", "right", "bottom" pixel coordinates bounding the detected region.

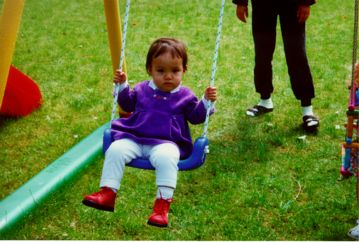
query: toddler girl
[{"left": 82, "top": 38, "right": 217, "bottom": 227}]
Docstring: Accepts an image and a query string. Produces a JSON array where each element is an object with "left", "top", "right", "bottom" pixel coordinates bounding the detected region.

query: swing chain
[
  {"left": 202, "top": 0, "right": 226, "bottom": 138},
  {"left": 111, "top": 0, "right": 131, "bottom": 122}
]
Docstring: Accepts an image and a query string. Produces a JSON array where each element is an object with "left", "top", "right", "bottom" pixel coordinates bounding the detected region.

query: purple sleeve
[
  {"left": 182, "top": 89, "right": 208, "bottom": 125},
  {"left": 117, "top": 85, "right": 136, "bottom": 112}
]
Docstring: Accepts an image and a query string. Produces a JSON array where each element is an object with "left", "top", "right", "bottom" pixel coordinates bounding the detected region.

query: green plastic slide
[{"left": 0, "top": 122, "right": 109, "bottom": 233}]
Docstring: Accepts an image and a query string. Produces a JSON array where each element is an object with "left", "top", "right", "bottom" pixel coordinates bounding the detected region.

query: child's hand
[
  {"left": 114, "top": 69, "right": 127, "bottom": 84},
  {"left": 204, "top": 86, "right": 217, "bottom": 102}
]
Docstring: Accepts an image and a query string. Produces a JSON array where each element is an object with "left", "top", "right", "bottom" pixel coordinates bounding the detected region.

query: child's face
[{"left": 148, "top": 52, "right": 185, "bottom": 92}]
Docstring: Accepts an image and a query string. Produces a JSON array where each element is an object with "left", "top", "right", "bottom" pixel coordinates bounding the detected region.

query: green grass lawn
[{"left": 0, "top": 0, "right": 358, "bottom": 240}]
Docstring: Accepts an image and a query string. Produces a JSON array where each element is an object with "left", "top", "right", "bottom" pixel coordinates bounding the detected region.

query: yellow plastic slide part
[
  {"left": 0, "top": 0, "right": 25, "bottom": 109},
  {"left": 104, "top": 0, "right": 126, "bottom": 74}
]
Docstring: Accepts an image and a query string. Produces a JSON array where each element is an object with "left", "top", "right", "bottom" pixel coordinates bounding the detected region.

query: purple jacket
[
  {"left": 232, "top": 0, "right": 316, "bottom": 6},
  {"left": 111, "top": 80, "right": 210, "bottom": 159}
]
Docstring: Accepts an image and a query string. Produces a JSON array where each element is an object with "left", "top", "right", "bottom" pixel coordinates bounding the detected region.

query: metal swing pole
[
  {"left": 351, "top": 0, "right": 359, "bottom": 109},
  {"left": 352, "top": 0, "right": 359, "bottom": 224}
]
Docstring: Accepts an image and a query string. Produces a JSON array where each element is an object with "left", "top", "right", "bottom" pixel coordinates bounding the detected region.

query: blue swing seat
[{"left": 102, "top": 128, "right": 209, "bottom": 171}]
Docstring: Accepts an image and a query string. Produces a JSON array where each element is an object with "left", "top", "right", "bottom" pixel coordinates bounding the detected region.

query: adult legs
[
  {"left": 279, "top": 3, "right": 318, "bottom": 130},
  {"left": 251, "top": 0, "right": 278, "bottom": 99},
  {"left": 246, "top": 0, "right": 278, "bottom": 116},
  {"left": 279, "top": 3, "right": 315, "bottom": 106}
]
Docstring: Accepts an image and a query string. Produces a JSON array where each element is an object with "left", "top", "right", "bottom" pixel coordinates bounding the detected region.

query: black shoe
[
  {"left": 246, "top": 105, "right": 273, "bottom": 117},
  {"left": 302, "top": 115, "right": 319, "bottom": 132}
]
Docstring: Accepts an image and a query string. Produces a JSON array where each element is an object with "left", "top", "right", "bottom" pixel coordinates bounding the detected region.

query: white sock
[
  {"left": 157, "top": 186, "right": 174, "bottom": 200},
  {"left": 258, "top": 98, "right": 273, "bottom": 109},
  {"left": 302, "top": 105, "right": 313, "bottom": 117},
  {"left": 302, "top": 105, "right": 319, "bottom": 127}
]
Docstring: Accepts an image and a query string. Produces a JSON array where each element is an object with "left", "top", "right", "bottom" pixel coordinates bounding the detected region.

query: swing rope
[
  {"left": 110, "top": 0, "right": 131, "bottom": 122},
  {"left": 202, "top": 0, "right": 226, "bottom": 138}
]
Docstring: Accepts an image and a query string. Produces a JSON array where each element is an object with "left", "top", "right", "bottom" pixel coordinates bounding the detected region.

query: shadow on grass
[{"left": 0, "top": 116, "right": 20, "bottom": 130}]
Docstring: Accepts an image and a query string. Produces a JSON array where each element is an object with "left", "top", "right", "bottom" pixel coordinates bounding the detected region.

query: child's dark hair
[{"left": 146, "top": 38, "right": 188, "bottom": 74}]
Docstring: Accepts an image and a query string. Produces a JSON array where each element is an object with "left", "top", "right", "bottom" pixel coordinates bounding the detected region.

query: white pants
[{"left": 100, "top": 139, "right": 180, "bottom": 190}]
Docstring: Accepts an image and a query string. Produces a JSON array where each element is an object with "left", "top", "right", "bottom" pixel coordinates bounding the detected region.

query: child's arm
[
  {"left": 204, "top": 86, "right": 217, "bottom": 102},
  {"left": 202, "top": 86, "right": 217, "bottom": 115},
  {"left": 185, "top": 86, "right": 217, "bottom": 124},
  {"left": 113, "top": 69, "right": 136, "bottom": 112},
  {"left": 113, "top": 69, "right": 128, "bottom": 94},
  {"left": 114, "top": 69, "right": 127, "bottom": 84}
]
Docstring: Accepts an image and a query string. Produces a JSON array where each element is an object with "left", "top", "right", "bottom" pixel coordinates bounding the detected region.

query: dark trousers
[{"left": 251, "top": 0, "right": 315, "bottom": 106}]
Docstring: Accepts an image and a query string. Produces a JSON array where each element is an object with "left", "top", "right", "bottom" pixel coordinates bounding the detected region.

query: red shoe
[
  {"left": 82, "top": 187, "right": 116, "bottom": 212},
  {"left": 147, "top": 198, "right": 172, "bottom": 227}
]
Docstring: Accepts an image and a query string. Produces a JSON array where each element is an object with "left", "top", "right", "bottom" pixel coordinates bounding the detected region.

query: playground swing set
[
  {"left": 102, "top": 0, "right": 225, "bottom": 171},
  {"left": 0, "top": 0, "right": 225, "bottom": 233},
  {"left": 2, "top": 0, "right": 359, "bottom": 237}
]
